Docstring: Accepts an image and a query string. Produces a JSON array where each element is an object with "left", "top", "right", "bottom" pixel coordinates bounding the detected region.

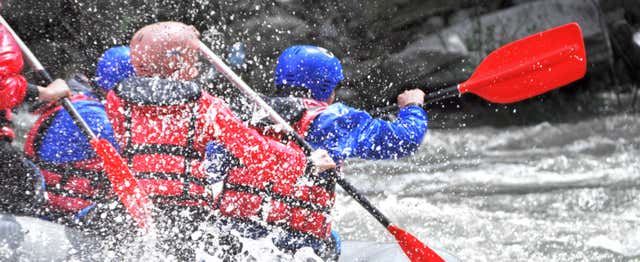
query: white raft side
[
  {"left": 340, "top": 241, "right": 460, "bottom": 262},
  {"left": 14, "top": 216, "right": 75, "bottom": 261}
]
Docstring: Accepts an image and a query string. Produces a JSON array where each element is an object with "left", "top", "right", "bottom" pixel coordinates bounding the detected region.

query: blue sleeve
[
  {"left": 39, "top": 100, "right": 120, "bottom": 163},
  {"left": 305, "top": 103, "right": 427, "bottom": 162},
  {"left": 203, "top": 141, "right": 240, "bottom": 183}
]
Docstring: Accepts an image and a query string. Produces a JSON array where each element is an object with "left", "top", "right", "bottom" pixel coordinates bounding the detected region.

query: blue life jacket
[
  {"left": 38, "top": 99, "right": 120, "bottom": 163},
  {"left": 24, "top": 95, "right": 119, "bottom": 220}
]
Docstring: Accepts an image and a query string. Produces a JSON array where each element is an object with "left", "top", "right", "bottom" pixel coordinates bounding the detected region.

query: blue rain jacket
[
  {"left": 38, "top": 99, "right": 120, "bottom": 163},
  {"left": 305, "top": 103, "right": 427, "bottom": 162}
]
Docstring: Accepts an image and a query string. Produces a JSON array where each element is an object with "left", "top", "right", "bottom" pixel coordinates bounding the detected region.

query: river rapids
[{"left": 335, "top": 113, "right": 640, "bottom": 261}]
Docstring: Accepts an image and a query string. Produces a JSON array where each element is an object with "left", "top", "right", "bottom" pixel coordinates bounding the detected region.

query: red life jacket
[
  {"left": 216, "top": 98, "right": 335, "bottom": 241},
  {"left": 0, "top": 22, "right": 28, "bottom": 141},
  {"left": 109, "top": 78, "right": 210, "bottom": 210},
  {"left": 0, "top": 22, "right": 28, "bottom": 113},
  {"left": 24, "top": 95, "right": 108, "bottom": 218}
]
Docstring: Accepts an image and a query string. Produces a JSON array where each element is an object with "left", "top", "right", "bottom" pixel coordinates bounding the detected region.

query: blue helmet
[
  {"left": 274, "top": 45, "right": 344, "bottom": 101},
  {"left": 95, "top": 46, "right": 135, "bottom": 91}
]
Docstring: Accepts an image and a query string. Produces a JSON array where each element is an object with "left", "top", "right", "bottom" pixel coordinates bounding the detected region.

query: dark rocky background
[{"left": 3, "top": 0, "right": 639, "bottom": 128}]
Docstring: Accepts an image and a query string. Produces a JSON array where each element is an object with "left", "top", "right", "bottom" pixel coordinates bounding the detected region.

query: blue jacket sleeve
[
  {"left": 203, "top": 141, "right": 241, "bottom": 183},
  {"left": 39, "top": 100, "right": 120, "bottom": 163},
  {"left": 305, "top": 103, "right": 427, "bottom": 162}
]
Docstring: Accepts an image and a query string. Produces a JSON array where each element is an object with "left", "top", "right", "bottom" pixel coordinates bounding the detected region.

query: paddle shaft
[
  {"left": 376, "top": 85, "right": 459, "bottom": 114},
  {"left": 199, "top": 41, "right": 396, "bottom": 228},
  {"left": 336, "top": 175, "right": 392, "bottom": 226},
  {"left": 426, "top": 85, "right": 460, "bottom": 103}
]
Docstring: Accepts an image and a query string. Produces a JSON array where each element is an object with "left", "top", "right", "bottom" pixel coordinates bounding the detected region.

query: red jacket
[
  {"left": 0, "top": 23, "right": 28, "bottom": 141},
  {"left": 0, "top": 23, "right": 27, "bottom": 111},
  {"left": 106, "top": 77, "right": 307, "bottom": 209}
]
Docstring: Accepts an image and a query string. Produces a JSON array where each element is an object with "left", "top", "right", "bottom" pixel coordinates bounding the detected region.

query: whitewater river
[{"left": 334, "top": 113, "right": 640, "bottom": 261}]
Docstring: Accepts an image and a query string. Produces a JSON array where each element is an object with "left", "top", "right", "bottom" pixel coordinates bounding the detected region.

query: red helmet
[{"left": 130, "top": 21, "right": 200, "bottom": 79}]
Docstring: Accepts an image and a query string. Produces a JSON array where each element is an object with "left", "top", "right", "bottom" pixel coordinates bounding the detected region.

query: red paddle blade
[
  {"left": 387, "top": 224, "right": 445, "bottom": 262},
  {"left": 90, "top": 138, "right": 155, "bottom": 229},
  {"left": 459, "top": 22, "right": 587, "bottom": 103}
]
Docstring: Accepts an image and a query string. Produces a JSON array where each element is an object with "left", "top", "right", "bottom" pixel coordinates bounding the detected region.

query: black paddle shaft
[
  {"left": 336, "top": 175, "right": 392, "bottom": 227},
  {"left": 290, "top": 131, "right": 393, "bottom": 227},
  {"left": 376, "top": 84, "right": 460, "bottom": 114},
  {"left": 426, "top": 85, "right": 460, "bottom": 103},
  {"left": 37, "top": 69, "right": 97, "bottom": 139}
]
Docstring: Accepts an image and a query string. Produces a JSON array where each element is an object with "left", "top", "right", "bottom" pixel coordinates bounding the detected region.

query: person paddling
[
  {"left": 103, "top": 21, "right": 334, "bottom": 260},
  {"left": 0, "top": 21, "right": 71, "bottom": 216},
  {"left": 210, "top": 45, "right": 428, "bottom": 260},
  {"left": 272, "top": 45, "right": 427, "bottom": 161},
  {"left": 23, "top": 70, "right": 123, "bottom": 224}
]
